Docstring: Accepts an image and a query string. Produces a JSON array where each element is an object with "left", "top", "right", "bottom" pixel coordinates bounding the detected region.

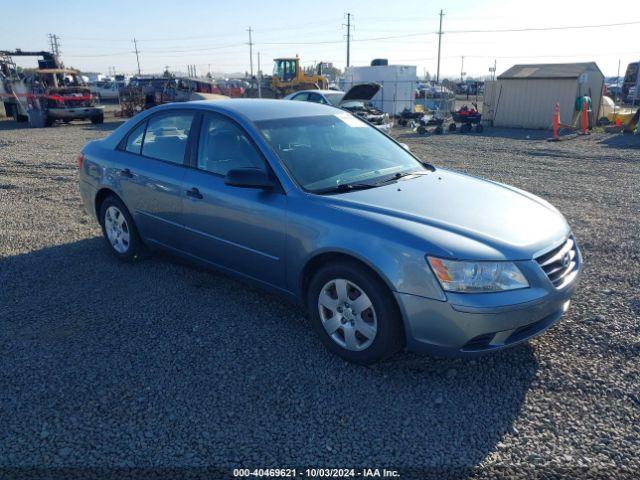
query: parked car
[
  {"left": 90, "top": 80, "right": 126, "bottom": 102},
  {"left": 78, "top": 99, "right": 582, "bottom": 364},
  {"left": 284, "top": 84, "right": 392, "bottom": 132}
]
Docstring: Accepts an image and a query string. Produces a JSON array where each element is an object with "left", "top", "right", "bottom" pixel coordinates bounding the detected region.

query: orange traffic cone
[
  {"left": 581, "top": 98, "right": 588, "bottom": 135},
  {"left": 551, "top": 103, "right": 560, "bottom": 141}
]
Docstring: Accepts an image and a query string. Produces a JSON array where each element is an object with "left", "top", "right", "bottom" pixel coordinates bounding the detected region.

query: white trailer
[{"left": 340, "top": 65, "right": 416, "bottom": 116}]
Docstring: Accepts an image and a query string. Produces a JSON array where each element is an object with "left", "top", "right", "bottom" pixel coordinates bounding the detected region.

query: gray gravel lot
[{"left": 0, "top": 115, "right": 638, "bottom": 479}]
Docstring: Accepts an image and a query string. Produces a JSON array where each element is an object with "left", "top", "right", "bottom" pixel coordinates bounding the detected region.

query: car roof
[
  {"left": 292, "top": 89, "right": 344, "bottom": 95},
  {"left": 178, "top": 98, "right": 342, "bottom": 122}
]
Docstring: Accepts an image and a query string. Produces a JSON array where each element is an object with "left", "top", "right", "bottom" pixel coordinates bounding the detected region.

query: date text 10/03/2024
[{"left": 233, "top": 468, "right": 401, "bottom": 478}]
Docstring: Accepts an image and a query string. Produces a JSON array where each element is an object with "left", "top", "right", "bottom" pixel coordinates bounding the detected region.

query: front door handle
[
  {"left": 120, "top": 168, "right": 133, "bottom": 178},
  {"left": 186, "top": 187, "right": 203, "bottom": 200}
]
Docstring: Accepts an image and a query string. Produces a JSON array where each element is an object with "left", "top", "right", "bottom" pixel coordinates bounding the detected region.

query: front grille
[{"left": 535, "top": 236, "right": 579, "bottom": 288}]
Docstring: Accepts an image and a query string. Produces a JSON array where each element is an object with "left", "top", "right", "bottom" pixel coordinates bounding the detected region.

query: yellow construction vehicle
[{"left": 245, "top": 55, "right": 328, "bottom": 98}]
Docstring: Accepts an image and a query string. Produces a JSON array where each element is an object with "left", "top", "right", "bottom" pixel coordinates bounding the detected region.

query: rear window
[{"left": 124, "top": 122, "right": 145, "bottom": 155}]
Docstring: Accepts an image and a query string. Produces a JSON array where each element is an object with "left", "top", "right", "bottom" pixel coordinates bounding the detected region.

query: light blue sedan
[{"left": 78, "top": 99, "right": 581, "bottom": 364}]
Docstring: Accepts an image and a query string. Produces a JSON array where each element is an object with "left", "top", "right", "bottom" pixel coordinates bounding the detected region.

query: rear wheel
[
  {"left": 99, "top": 196, "right": 145, "bottom": 262},
  {"left": 307, "top": 261, "right": 404, "bottom": 364}
]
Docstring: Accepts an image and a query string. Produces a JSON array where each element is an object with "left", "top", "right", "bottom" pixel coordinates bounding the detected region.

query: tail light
[{"left": 77, "top": 152, "right": 85, "bottom": 169}]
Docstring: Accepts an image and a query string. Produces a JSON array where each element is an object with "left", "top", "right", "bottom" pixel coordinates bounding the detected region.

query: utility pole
[
  {"left": 460, "top": 56, "right": 465, "bottom": 82},
  {"left": 257, "top": 52, "right": 262, "bottom": 98},
  {"left": 48, "top": 34, "right": 61, "bottom": 57},
  {"left": 436, "top": 10, "right": 444, "bottom": 84},
  {"left": 344, "top": 13, "right": 352, "bottom": 68},
  {"left": 247, "top": 27, "right": 254, "bottom": 78},
  {"left": 133, "top": 38, "right": 141, "bottom": 75}
]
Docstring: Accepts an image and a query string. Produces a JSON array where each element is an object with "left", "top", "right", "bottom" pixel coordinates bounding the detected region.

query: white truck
[{"left": 90, "top": 80, "right": 126, "bottom": 102}]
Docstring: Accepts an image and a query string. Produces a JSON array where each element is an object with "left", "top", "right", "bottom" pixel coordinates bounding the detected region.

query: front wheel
[
  {"left": 307, "top": 261, "right": 404, "bottom": 364},
  {"left": 99, "top": 196, "right": 145, "bottom": 262}
]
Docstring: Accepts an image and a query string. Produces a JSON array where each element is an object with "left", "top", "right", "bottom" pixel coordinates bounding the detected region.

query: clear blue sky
[{"left": 1, "top": 0, "right": 637, "bottom": 78}]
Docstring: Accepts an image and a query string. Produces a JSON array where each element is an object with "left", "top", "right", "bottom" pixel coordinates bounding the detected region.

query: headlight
[{"left": 427, "top": 256, "right": 529, "bottom": 293}]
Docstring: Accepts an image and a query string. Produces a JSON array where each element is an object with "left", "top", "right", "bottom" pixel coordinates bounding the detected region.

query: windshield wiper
[{"left": 314, "top": 182, "right": 380, "bottom": 195}]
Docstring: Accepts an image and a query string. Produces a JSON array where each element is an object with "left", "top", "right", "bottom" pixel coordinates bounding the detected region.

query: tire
[
  {"left": 12, "top": 107, "right": 28, "bottom": 123},
  {"left": 91, "top": 113, "right": 104, "bottom": 125},
  {"left": 475, "top": 124, "right": 484, "bottom": 133},
  {"left": 448, "top": 123, "right": 457, "bottom": 132},
  {"left": 417, "top": 125, "right": 427, "bottom": 135},
  {"left": 307, "top": 260, "right": 404, "bottom": 364},
  {"left": 44, "top": 115, "right": 55, "bottom": 127},
  {"left": 434, "top": 125, "right": 443, "bottom": 135},
  {"left": 98, "top": 196, "right": 145, "bottom": 262}
]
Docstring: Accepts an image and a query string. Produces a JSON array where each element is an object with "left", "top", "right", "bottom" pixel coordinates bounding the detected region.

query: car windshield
[
  {"left": 256, "top": 113, "right": 427, "bottom": 193},
  {"left": 324, "top": 92, "right": 345, "bottom": 106}
]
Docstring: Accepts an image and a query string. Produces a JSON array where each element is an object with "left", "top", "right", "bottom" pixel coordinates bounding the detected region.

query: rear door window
[{"left": 142, "top": 112, "right": 195, "bottom": 164}]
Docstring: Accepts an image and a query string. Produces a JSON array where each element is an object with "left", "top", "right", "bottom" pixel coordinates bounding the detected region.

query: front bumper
[
  {"left": 395, "top": 258, "right": 582, "bottom": 357},
  {"left": 48, "top": 106, "right": 103, "bottom": 120}
]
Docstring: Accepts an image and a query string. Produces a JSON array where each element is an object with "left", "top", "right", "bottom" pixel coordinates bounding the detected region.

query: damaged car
[
  {"left": 285, "top": 83, "right": 392, "bottom": 132},
  {"left": 1, "top": 56, "right": 103, "bottom": 127}
]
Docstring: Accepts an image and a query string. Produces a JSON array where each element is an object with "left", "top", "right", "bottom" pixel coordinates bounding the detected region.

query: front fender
[{"left": 285, "top": 194, "right": 446, "bottom": 302}]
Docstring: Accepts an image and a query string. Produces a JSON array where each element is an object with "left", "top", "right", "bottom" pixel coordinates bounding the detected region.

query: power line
[{"left": 445, "top": 19, "right": 640, "bottom": 34}]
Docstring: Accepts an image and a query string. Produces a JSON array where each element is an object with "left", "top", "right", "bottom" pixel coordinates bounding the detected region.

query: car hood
[
  {"left": 340, "top": 83, "right": 381, "bottom": 103},
  {"left": 315, "top": 169, "right": 570, "bottom": 261}
]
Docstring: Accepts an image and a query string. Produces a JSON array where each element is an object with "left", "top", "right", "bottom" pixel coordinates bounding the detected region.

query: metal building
[{"left": 482, "top": 62, "right": 605, "bottom": 129}]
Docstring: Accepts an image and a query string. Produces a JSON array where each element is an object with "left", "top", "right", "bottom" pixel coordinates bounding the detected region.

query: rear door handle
[
  {"left": 186, "top": 187, "right": 203, "bottom": 200},
  {"left": 120, "top": 168, "right": 133, "bottom": 178}
]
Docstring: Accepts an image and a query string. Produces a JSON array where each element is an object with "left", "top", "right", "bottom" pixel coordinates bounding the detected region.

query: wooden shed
[{"left": 482, "top": 62, "right": 604, "bottom": 129}]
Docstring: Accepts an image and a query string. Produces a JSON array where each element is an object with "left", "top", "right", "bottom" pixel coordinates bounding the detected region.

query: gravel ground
[{"left": 0, "top": 115, "right": 638, "bottom": 479}]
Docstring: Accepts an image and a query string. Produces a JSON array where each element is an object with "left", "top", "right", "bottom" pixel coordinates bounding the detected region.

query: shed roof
[{"left": 498, "top": 62, "right": 602, "bottom": 80}]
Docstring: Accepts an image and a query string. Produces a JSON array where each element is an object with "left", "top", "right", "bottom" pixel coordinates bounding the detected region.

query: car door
[
  {"left": 180, "top": 112, "right": 287, "bottom": 288},
  {"left": 115, "top": 110, "right": 196, "bottom": 249}
]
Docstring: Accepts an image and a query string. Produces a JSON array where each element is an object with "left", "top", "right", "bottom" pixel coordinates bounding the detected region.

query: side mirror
[
  {"left": 400, "top": 143, "right": 411, "bottom": 151},
  {"left": 225, "top": 168, "right": 275, "bottom": 190}
]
